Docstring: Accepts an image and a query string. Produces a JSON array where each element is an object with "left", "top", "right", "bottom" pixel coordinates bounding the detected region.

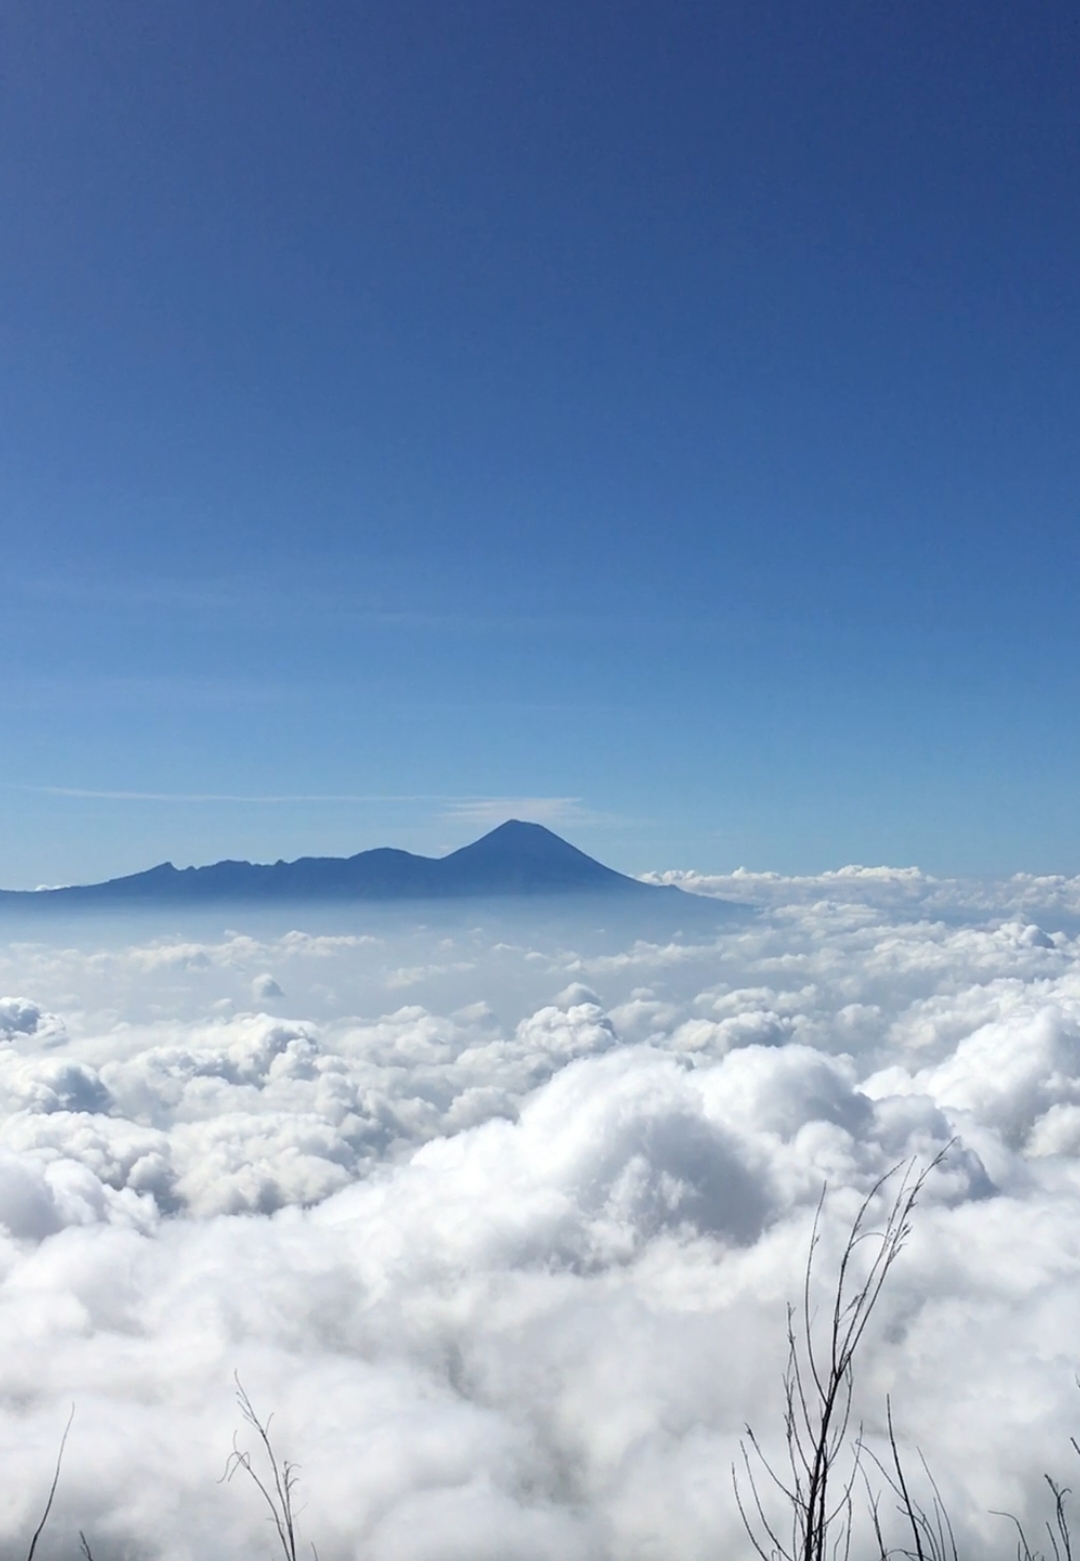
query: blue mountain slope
[{"left": 0, "top": 821, "right": 689, "bottom": 905}]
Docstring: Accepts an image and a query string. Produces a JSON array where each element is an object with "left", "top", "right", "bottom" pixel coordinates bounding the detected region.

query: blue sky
[{"left": 3, "top": 0, "right": 1079, "bottom": 886}]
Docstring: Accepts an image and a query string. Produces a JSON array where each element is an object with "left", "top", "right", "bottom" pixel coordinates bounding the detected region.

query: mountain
[{"left": 0, "top": 821, "right": 687, "bottom": 906}]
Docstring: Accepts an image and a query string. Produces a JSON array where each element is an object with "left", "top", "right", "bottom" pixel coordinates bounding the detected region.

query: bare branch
[
  {"left": 223, "top": 1376, "right": 302, "bottom": 1561},
  {"left": 735, "top": 1152, "right": 949, "bottom": 1561},
  {"left": 26, "top": 1405, "right": 75, "bottom": 1561}
]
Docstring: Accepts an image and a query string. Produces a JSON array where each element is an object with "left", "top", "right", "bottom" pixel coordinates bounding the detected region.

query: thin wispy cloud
[
  {"left": 441, "top": 796, "right": 595, "bottom": 829},
  {"left": 21, "top": 786, "right": 445, "bottom": 805},
  {"left": 15, "top": 786, "right": 605, "bottom": 821}
]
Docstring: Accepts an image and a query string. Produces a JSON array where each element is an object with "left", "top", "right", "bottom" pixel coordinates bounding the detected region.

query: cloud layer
[{"left": 2, "top": 869, "right": 1080, "bottom": 1559}]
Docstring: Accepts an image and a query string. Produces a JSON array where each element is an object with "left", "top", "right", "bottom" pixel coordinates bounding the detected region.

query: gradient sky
[{"left": 3, "top": 0, "right": 1079, "bottom": 886}]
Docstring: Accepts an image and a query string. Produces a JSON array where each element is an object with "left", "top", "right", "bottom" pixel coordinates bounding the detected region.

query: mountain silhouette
[{"left": 0, "top": 821, "right": 686, "bottom": 905}]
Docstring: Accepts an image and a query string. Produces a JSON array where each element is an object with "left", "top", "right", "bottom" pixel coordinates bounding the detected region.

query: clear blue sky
[{"left": 3, "top": 0, "right": 1079, "bottom": 886}]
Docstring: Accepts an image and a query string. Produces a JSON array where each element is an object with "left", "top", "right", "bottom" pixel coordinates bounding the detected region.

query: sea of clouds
[{"left": 3, "top": 867, "right": 1080, "bottom": 1560}]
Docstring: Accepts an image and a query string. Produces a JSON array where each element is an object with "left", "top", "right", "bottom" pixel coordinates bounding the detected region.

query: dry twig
[
  {"left": 25, "top": 1405, "right": 75, "bottom": 1561},
  {"left": 222, "top": 1376, "right": 303, "bottom": 1561},
  {"left": 735, "top": 1153, "right": 947, "bottom": 1561}
]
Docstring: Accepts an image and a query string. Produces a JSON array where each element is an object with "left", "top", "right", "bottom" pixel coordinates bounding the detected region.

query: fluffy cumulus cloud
[{"left": 3, "top": 870, "right": 1080, "bottom": 1557}]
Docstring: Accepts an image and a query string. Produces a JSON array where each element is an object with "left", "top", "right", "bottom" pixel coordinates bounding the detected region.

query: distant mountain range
[{"left": 0, "top": 821, "right": 688, "bottom": 906}]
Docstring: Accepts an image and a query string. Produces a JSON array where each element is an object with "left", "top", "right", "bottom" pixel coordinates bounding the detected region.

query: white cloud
[
  {"left": 0, "top": 995, "right": 45, "bottom": 1034},
  {"left": 441, "top": 796, "right": 595, "bottom": 829},
  {"left": 2, "top": 880, "right": 1080, "bottom": 1556}
]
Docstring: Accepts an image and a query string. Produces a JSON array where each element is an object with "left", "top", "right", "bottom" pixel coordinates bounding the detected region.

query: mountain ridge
[{"left": 0, "top": 821, "right": 684, "bottom": 905}]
